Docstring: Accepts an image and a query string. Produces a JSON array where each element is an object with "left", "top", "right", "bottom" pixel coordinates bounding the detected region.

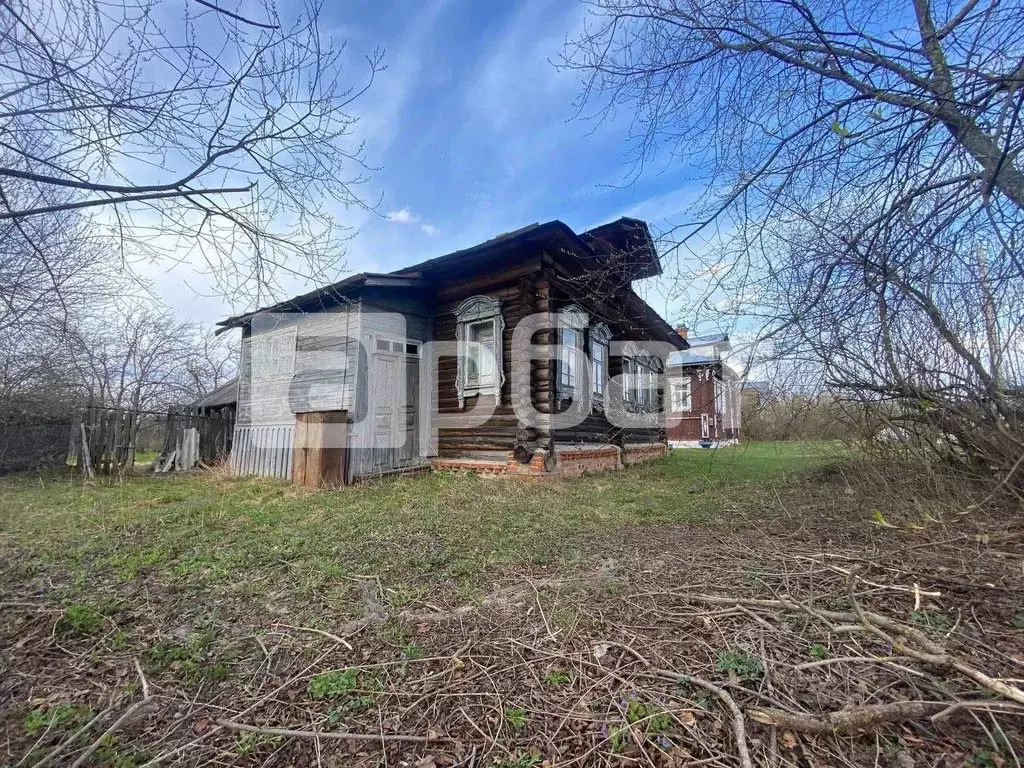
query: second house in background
[{"left": 665, "top": 330, "right": 742, "bottom": 448}]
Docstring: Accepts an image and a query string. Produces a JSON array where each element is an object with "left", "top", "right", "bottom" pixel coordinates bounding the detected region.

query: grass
[{"left": 0, "top": 442, "right": 838, "bottom": 603}]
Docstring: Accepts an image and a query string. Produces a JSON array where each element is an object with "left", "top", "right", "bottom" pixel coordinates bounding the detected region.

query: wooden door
[
  {"left": 292, "top": 410, "right": 347, "bottom": 487},
  {"left": 369, "top": 341, "right": 423, "bottom": 471}
]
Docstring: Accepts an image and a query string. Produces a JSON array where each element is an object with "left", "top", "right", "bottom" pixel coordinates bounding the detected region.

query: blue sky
[{"left": 154, "top": 0, "right": 706, "bottom": 329}]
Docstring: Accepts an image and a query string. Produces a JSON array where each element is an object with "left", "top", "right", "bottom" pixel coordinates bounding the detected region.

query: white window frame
[
  {"left": 556, "top": 305, "right": 588, "bottom": 402},
  {"left": 454, "top": 295, "right": 504, "bottom": 408},
  {"left": 590, "top": 323, "right": 611, "bottom": 409},
  {"left": 670, "top": 377, "right": 692, "bottom": 412}
]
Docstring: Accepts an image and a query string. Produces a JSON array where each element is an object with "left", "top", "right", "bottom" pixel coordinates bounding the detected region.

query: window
[
  {"left": 374, "top": 337, "right": 419, "bottom": 356},
  {"left": 556, "top": 305, "right": 588, "bottom": 402},
  {"left": 670, "top": 378, "right": 691, "bottom": 412},
  {"left": 590, "top": 323, "right": 610, "bottom": 408},
  {"left": 559, "top": 327, "right": 579, "bottom": 389},
  {"left": 454, "top": 295, "right": 504, "bottom": 408},
  {"left": 249, "top": 328, "right": 296, "bottom": 380},
  {"left": 618, "top": 346, "right": 663, "bottom": 413},
  {"left": 621, "top": 356, "right": 634, "bottom": 404},
  {"left": 467, "top": 321, "right": 495, "bottom": 385}
]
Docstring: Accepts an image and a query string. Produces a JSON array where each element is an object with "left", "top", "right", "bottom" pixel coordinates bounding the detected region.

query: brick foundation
[
  {"left": 622, "top": 442, "right": 669, "bottom": 465},
  {"left": 431, "top": 442, "right": 666, "bottom": 478}
]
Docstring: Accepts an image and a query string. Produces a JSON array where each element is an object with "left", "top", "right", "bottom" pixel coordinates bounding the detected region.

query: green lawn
[{"left": 0, "top": 441, "right": 839, "bottom": 602}]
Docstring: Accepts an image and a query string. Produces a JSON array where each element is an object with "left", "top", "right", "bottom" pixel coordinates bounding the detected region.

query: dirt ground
[{"left": 1, "top": 458, "right": 1023, "bottom": 767}]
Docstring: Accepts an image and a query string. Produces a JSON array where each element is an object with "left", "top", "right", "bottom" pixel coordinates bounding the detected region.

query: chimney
[{"left": 675, "top": 325, "right": 689, "bottom": 340}]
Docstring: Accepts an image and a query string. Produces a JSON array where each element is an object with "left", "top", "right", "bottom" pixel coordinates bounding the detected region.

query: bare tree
[
  {"left": 563, "top": 0, "right": 1023, "bottom": 226},
  {"left": 1, "top": 0, "right": 384, "bottom": 308},
  {"left": 563, "top": 0, "right": 1024, "bottom": 486},
  {"left": 71, "top": 305, "right": 237, "bottom": 412}
]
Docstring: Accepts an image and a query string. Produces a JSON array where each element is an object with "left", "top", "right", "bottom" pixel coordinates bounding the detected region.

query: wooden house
[
  {"left": 665, "top": 330, "right": 742, "bottom": 447},
  {"left": 216, "top": 217, "right": 687, "bottom": 484}
]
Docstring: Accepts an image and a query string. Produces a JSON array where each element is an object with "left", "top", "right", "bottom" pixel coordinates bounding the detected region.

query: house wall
[
  {"left": 233, "top": 303, "right": 361, "bottom": 480},
  {"left": 231, "top": 247, "right": 677, "bottom": 480},
  {"left": 667, "top": 366, "right": 717, "bottom": 444},
  {"left": 432, "top": 261, "right": 667, "bottom": 474},
  {"left": 347, "top": 291, "right": 430, "bottom": 482},
  {"left": 432, "top": 258, "right": 550, "bottom": 461}
]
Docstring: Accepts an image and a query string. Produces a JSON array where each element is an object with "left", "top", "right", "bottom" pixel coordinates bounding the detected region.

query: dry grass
[{"left": 1, "top": 443, "right": 1022, "bottom": 767}]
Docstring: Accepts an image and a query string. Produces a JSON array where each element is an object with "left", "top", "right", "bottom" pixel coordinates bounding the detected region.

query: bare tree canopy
[
  {"left": 0, "top": 301, "right": 237, "bottom": 419},
  {"left": 563, "top": 0, "right": 1023, "bottom": 225},
  {"left": 564, "top": 0, "right": 1024, "bottom": 483},
  {"left": 0, "top": 0, "right": 383, "bottom": 305}
]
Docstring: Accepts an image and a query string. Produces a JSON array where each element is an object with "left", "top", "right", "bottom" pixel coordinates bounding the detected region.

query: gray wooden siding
[
  {"left": 237, "top": 304, "right": 361, "bottom": 428},
  {"left": 232, "top": 298, "right": 433, "bottom": 482},
  {"left": 233, "top": 304, "right": 359, "bottom": 480}
]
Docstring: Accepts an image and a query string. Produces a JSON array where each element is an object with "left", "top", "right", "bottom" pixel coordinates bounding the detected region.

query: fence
[
  {"left": 0, "top": 418, "right": 73, "bottom": 474},
  {"left": 157, "top": 406, "right": 234, "bottom": 471},
  {"left": 0, "top": 404, "right": 235, "bottom": 477}
]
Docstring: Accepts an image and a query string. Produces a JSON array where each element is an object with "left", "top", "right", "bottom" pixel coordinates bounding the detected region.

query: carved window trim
[
  {"left": 619, "top": 341, "right": 637, "bottom": 409},
  {"left": 454, "top": 295, "right": 505, "bottom": 408}
]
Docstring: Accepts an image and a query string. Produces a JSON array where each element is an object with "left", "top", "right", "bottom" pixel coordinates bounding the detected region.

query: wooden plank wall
[
  {"left": 347, "top": 297, "right": 429, "bottom": 481},
  {"left": 237, "top": 304, "right": 360, "bottom": 430},
  {"left": 433, "top": 265, "right": 549, "bottom": 460},
  {"left": 162, "top": 406, "right": 235, "bottom": 467}
]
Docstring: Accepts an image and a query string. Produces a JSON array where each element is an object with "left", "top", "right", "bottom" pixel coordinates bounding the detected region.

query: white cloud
[
  {"left": 386, "top": 207, "right": 417, "bottom": 224},
  {"left": 385, "top": 207, "right": 440, "bottom": 237}
]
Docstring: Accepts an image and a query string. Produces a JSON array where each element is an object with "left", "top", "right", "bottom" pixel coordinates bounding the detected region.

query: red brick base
[
  {"left": 622, "top": 442, "right": 669, "bottom": 465},
  {"left": 431, "top": 442, "right": 666, "bottom": 478}
]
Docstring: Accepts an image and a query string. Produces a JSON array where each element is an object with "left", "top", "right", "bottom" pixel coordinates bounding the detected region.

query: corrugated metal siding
[{"left": 231, "top": 425, "right": 295, "bottom": 480}]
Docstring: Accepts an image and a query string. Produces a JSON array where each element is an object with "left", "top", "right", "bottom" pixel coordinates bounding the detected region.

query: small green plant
[
  {"left": 908, "top": 610, "right": 952, "bottom": 630},
  {"left": 380, "top": 620, "right": 412, "bottom": 647},
  {"left": 59, "top": 604, "right": 105, "bottom": 635},
  {"left": 503, "top": 706, "right": 528, "bottom": 730},
  {"left": 609, "top": 699, "right": 673, "bottom": 752},
  {"left": 626, "top": 699, "right": 671, "bottom": 733},
  {"left": 401, "top": 643, "right": 425, "bottom": 661},
  {"left": 543, "top": 669, "right": 571, "bottom": 686},
  {"left": 491, "top": 752, "right": 541, "bottom": 768},
  {"left": 308, "top": 668, "right": 359, "bottom": 700},
  {"left": 385, "top": 584, "right": 424, "bottom": 608},
  {"left": 144, "top": 630, "right": 227, "bottom": 684},
  {"left": 309, "top": 668, "right": 383, "bottom": 714},
  {"left": 234, "top": 731, "right": 283, "bottom": 756},
  {"left": 715, "top": 649, "right": 764, "bottom": 681},
  {"left": 809, "top": 643, "right": 829, "bottom": 660},
  {"left": 23, "top": 703, "right": 92, "bottom": 736}
]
